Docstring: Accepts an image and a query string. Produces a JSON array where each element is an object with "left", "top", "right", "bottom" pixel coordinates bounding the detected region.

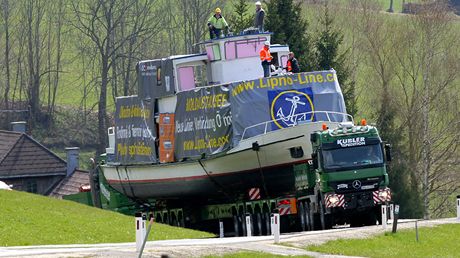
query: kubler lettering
[{"left": 337, "top": 137, "right": 366, "bottom": 147}]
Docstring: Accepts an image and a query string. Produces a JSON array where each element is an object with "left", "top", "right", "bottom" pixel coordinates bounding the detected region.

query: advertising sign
[
  {"left": 229, "top": 70, "right": 347, "bottom": 142},
  {"left": 174, "top": 86, "right": 232, "bottom": 159},
  {"left": 114, "top": 96, "right": 157, "bottom": 164}
]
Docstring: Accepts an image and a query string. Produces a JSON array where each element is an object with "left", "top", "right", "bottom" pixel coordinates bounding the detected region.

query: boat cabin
[{"left": 137, "top": 33, "right": 289, "bottom": 113}]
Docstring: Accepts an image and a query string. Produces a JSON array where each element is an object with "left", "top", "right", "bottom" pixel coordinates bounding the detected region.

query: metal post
[
  {"left": 273, "top": 213, "right": 280, "bottom": 244},
  {"left": 389, "top": 204, "right": 394, "bottom": 222},
  {"left": 392, "top": 205, "right": 399, "bottom": 233},
  {"left": 245, "top": 214, "right": 252, "bottom": 237},
  {"left": 219, "top": 220, "right": 224, "bottom": 238},
  {"left": 138, "top": 215, "right": 154, "bottom": 258},
  {"left": 457, "top": 195, "right": 460, "bottom": 220},
  {"left": 415, "top": 220, "right": 419, "bottom": 242},
  {"left": 381, "top": 205, "right": 387, "bottom": 229},
  {"left": 270, "top": 214, "right": 274, "bottom": 236},
  {"left": 135, "top": 212, "right": 143, "bottom": 252},
  {"left": 142, "top": 213, "right": 147, "bottom": 238}
]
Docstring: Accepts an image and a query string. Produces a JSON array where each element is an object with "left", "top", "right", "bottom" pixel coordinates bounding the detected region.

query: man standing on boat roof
[
  {"left": 254, "top": 1, "right": 265, "bottom": 32},
  {"left": 259, "top": 41, "right": 273, "bottom": 77},
  {"left": 207, "top": 8, "right": 229, "bottom": 39}
]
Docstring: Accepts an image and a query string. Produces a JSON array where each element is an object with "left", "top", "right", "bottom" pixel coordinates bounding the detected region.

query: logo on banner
[{"left": 268, "top": 89, "right": 315, "bottom": 129}]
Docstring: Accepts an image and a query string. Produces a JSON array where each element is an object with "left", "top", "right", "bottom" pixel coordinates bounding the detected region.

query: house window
[{"left": 26, "top": 180, "right": 37, "bottom": 193}]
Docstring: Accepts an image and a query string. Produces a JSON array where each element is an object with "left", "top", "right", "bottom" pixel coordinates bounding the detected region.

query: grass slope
[
  {"left": 0, "top": 190, "right": 214, "bottom": 246},
  {"left": 308, "top": 224, "right": 460, "bottom": 258}
]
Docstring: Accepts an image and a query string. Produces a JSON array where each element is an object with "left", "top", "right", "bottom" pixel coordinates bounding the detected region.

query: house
[{"left": 0, "top": 123, "right": 89, "bottom": 197}]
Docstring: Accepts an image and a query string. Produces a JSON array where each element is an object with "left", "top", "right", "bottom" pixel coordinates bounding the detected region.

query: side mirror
[
  {"left": 384, "top": 144, "right": 392, "bottom": 162},
  {"left": 311, "top": 153, "right": 318, "bottom": 169}
]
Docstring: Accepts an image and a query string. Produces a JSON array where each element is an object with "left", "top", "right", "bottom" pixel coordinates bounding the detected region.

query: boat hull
[{"left": 102, "top": 121, "right": 340, "bottom": 200}]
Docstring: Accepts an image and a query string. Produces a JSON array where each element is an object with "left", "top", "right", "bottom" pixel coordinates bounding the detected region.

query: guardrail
[{"left": 240, "top": 111, "right": 353, "bottom": 141}]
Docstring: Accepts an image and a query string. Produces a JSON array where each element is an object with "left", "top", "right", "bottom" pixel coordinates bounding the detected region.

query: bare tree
[
  {"left": 0, "top": 0, "right": 13, "bottom": 110},
  {"left": 71, "top": 0, "right": 163, "bottom": 155},
  {"left": 393, "top": 1, "right": 460, "bottom": 219},
  {"left": 178, "top": 0, "right": 223, "bottom": 53}
]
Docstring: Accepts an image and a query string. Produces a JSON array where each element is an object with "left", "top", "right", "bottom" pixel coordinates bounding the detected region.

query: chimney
[
  {"left": 65, "top": 147, "right": 80, "bottom": 177},
  {"left": 11, "top": 121, "right": 27, "bottom": 133}
]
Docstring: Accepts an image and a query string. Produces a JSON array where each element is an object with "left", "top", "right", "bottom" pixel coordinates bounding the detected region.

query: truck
[{"left": 84, "top": 32, "right": 392, "bottom": 235}]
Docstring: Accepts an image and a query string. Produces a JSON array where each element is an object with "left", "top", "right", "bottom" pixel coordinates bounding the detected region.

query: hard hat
[
  {"left": 255, "top": 1, "right": 262, "bottom": 5},
  {"left": 264, "top": 40, "right": 270, "bottom": 46},
  {"left": 215, "top": 7, "right": 221, "bottom": 13}
]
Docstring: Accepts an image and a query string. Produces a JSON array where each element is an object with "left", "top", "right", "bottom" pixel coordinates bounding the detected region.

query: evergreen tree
[
  {"left": 265, "top": 0, "right": 313, "bottom": 71},
  {"left": 228, "top": 0, "right": 252, "bottom": 35},
  {"left": 312, "top": 3, "right": 357, "bottom": 117}
]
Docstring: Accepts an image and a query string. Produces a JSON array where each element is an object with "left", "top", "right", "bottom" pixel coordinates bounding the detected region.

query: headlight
[
  {"left": 378, "top": 191, "right": 388, "bottom": 199},
  {"left": 329, "top": 195, "right": 339, "bottom": 204}
]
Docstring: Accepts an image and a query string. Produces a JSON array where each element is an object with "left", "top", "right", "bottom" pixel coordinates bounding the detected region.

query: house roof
[
  {"left": 0, "top": 130, "right": 67, "bottom": 178},
  {"left": 49, "top": 169, "right": 90, "bottom": 198}
]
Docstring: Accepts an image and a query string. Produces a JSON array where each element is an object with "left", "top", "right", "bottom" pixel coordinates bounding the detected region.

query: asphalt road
[{"left": 1, "top": 218, "right": 458, "bottom": 258}]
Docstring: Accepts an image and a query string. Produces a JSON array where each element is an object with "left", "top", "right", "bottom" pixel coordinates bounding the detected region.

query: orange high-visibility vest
[
  {"left": 259, "top": 47, "right": 272, "bottom": 62},
  {"left": 287, "top": 59, "right": 292, "bottom": 72}
]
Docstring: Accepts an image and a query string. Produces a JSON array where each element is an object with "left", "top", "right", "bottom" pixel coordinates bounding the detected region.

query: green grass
[
  {"left": 307, "top": 224, "right": 460, "bottom": 258},
  {"left": 204, "top": 251, "right": 311, "bottom": 258},
  {"left": 0, "top": 190, "right": 214, "bottom": 246}
]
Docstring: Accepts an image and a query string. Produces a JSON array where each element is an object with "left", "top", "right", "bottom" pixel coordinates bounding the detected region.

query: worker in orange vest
[
  {"left": 286, "top": 52, "right": 300, "bottom": 73},
  {"left": 259, "top": 41, "right": 273, "bottom": 77}
]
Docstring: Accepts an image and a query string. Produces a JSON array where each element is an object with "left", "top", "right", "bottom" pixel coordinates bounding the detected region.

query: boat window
[
  {"left": 225, "top": 37, "right": 267, "bottom": 60},
  {"left": 236, "top": 39, "right": 261, "bottom": 58},
  {"left": 225, "top": 41, "right": 236, "bottom": 60},
  {"left": 193, "top": 65, "right": 208, "bottom": 87},
  {"left": 280, "top": 55, "right": 288, "bottom": 68},
  {"left": 177, "top": 66, "right": 195, "bottom": 91},
  {"left": 206, "top": 44, "right": 221, "bottom": 61}
]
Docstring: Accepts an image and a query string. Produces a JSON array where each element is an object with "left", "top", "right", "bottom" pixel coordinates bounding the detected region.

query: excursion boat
[{"left": 101, "top": 33, "right": 351, "bottom": 200}]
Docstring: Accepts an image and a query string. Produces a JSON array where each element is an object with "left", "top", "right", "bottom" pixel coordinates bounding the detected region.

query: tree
[
  {"left": 227, "top": 0, "right": 252, "bottom": 34},
  {"left": 392, "top": 1, "right": 460, "bottom": 219},
  {"left": 265, "top": 0, "right": 313, "bottom": 71},
  {"left": 0, "top": 0, "right": 13, "bottom": 110},
  {"left": 312, "top": 2, "right": 357, "bottom": 117},
  {"left": 71, "top": 0, "right": 162, "bottom": 155},
  {"left": 355, "top": 0, "right": 423, "bottom": 218}
]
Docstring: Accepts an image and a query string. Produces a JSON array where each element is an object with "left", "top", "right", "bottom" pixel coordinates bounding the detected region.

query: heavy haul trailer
[{"left": 94, "top": 32, "right": 391, "bottom": 235}]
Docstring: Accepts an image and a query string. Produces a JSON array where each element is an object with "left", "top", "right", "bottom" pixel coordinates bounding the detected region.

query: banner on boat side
[
  {"left": 174, "top": 85, "right": 232, "bottom": 159},
  {"left": 114, "top": 95, "right": 157, "bottom": 164},
  {"left": 229, "top": 70, "right": 347, "bottom": 144}
]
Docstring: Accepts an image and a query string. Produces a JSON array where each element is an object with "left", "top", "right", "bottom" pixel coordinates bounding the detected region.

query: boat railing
[{"left": 240, "top": 111, "right": 353, "bottom": 141}]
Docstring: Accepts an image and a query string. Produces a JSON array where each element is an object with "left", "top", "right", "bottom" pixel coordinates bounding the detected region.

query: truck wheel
[
  {"left": 298, "top": 202, "right": 306, "bottom": 231},
  {"left": 319, "top": 200, "right": 333, "bottom": 230},
  {"left": 306, "top": 202, "right": 315, "bottom": 231}
]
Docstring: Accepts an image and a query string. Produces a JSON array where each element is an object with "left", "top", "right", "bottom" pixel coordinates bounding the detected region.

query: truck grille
[{"left": 330, "top": 177, "right": 383, "bottom": 194}]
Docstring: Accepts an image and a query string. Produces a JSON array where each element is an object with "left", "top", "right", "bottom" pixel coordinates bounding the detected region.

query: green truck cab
[{"left": 295, "top": 121, "right": 392, "bottom": 230}]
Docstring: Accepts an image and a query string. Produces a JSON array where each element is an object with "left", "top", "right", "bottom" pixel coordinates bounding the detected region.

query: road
[{"left": 0, "top": 218, "right": 458, "bottom": 258}]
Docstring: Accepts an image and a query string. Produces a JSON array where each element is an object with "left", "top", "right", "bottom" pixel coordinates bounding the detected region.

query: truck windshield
[{"left": 322, "top": 144, "right": 383, "bottom": 172}]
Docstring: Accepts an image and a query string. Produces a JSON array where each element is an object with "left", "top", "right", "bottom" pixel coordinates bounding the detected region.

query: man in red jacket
[{"left": 259, "top": 41, "right": 273, "bottom": 77}]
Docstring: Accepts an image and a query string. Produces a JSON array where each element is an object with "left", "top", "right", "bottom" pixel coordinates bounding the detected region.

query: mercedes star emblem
[{"left": 352, "top": 180, "right": 362, "bottom": 189}]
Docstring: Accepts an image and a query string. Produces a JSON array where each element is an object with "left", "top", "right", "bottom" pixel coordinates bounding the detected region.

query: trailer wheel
[
  {"left": 233, "top": 215, "right": 240, "bottom": 236},
  {"left": 255, "top": 213, "right": 263, "bottom": 236},
  {"left": 264, "top": 212, "right": 271, "bottom": 235}
]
